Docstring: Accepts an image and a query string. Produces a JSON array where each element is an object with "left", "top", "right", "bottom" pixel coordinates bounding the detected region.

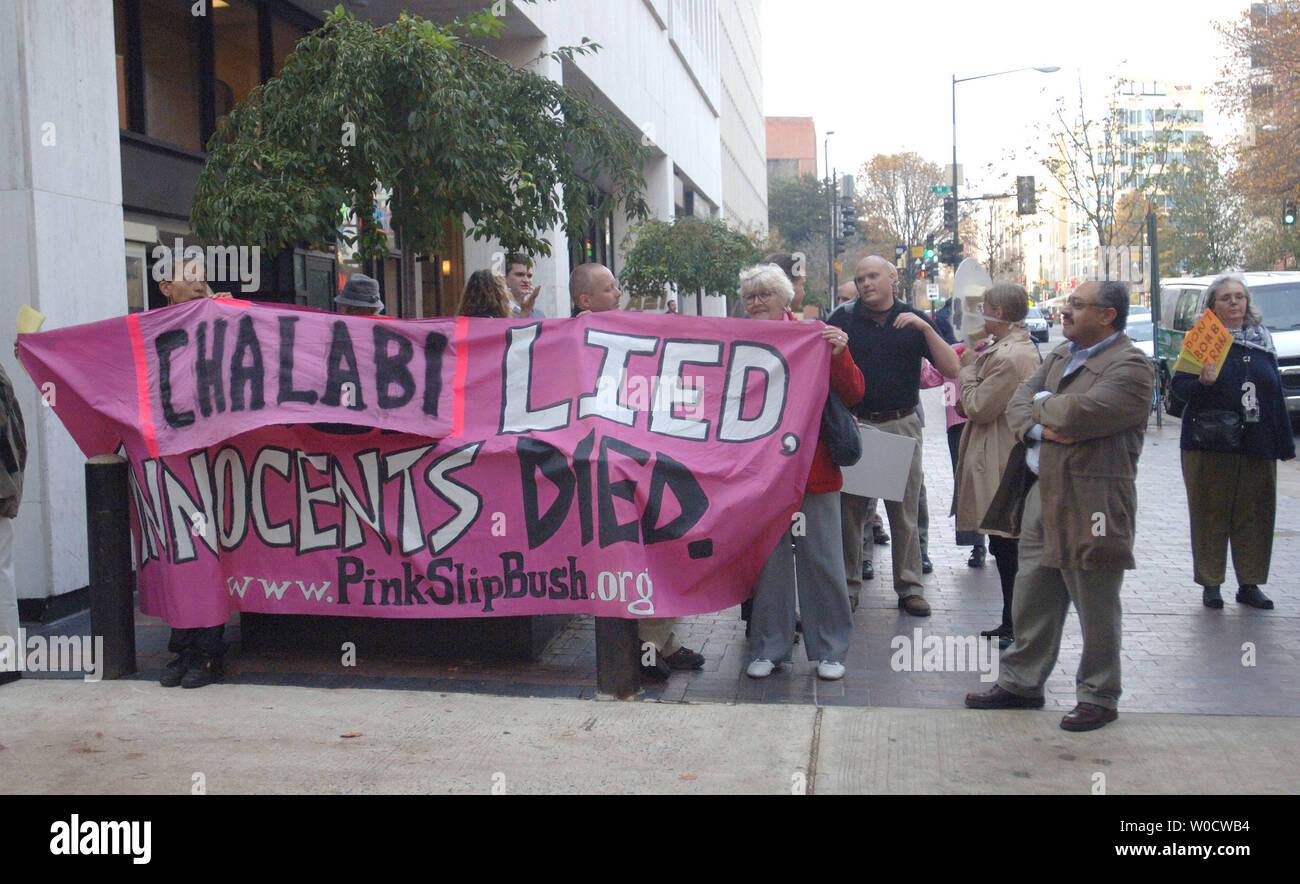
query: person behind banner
[
  {"left": 334, "top": 274, "right": 384, "bottom": 316},
  {"left": 740, "top": 264, "right": 863, "bottom": 682},
  {"left": 0, "top": 361, "right": 26, "bottom": 687},
  {"left": 1170, "top": 274, "right": 1295, "bottom": 611},
  {"left": 458, "top": 270, "right": 512, "bottom": 319},
  {"left": 505, "top": 253, "right": 544, "bottom": 318},
  {"left": 951, "top": 283, "right": 1041, "bottom": 645},
  {"left": 568, "top": 262, "right": 705, "bottom": 681},
  {"left": 156, "top": 254, "right": 228, "bottom": 687},
  {"left": 763, "top": 252, "right": 808, "bottom": 312}
]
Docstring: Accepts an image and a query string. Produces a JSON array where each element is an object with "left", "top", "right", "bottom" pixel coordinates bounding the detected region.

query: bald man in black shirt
[{"left": 829, "top": 256, "right": 959, "bottom": 616}]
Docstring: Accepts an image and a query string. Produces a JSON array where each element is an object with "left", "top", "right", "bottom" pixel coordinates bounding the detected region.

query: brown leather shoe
[
  {"left": 965, "top": 684, "right": 1045, "bottom": 709},
  {"left": 898, "top": 594, "right": 931, "bottom": 617},
  {"left": 1060, "top": 702, "right": 1118, "bottom": 731}
]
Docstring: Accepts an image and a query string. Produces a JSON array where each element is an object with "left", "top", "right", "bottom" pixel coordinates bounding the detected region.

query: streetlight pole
[
  {"left": 825, "top": 130, "right": 835, "bottom": 297},
  {"left": 951, "top": 66, "right": 1060, "bottom": 264}
]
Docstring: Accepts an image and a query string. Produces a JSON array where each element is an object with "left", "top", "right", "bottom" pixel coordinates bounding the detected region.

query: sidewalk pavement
[
  {"left": 4, "top": 389, "right": 1298, "bottom": 794},
  {"left": 2, "top": 678, "right": 1297, "bottom": 794}
]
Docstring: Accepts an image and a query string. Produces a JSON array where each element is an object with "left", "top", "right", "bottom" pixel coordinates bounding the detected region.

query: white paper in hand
[{"left": 839, "top": 422, "right": 917, "bottom": 501}]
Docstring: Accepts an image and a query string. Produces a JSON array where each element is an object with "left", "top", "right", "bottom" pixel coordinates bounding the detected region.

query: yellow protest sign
[
  {"left": 1172, "top": 308, "right": 1233, "bottom": 375},
  {"left": 17, "top": 305, "right": 46, "bottom": 335}
]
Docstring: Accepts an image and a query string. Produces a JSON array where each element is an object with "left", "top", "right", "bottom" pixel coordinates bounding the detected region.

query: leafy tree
[
  {"left": 1240, "top": 198, "right": 1300, "bottom": 270},
  {"left": 856, "top": 152, "right": 945, "bottom": 249},
  {"left": 191, "top": 4, "right": 649, "bottom": 315},
  {"left": 619, "top": 217, "right": 763, "bottom": 315},
  {"left": 765, "top": 173, "right": 836, "bottom": 305},
  {"left": 1162, "top": 139, "right": 1245, "bottom": 275},
  {"left": 767, "top": 174, "right": 830, "bottom": 249},
  {"left": 1216, "top": 3, "right": 1300, "bottom": 203},
  {"left": 1037, "top": 77, "right": 1181, "bottom": 277}
]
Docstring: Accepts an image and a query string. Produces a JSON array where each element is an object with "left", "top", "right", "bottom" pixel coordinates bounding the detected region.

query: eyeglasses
[
  {"left": 1066, "top": 297, "right": 1106, "bottom": 310},
  {"left": 742, "top": 291, "right": 775, "bottom": 304}
]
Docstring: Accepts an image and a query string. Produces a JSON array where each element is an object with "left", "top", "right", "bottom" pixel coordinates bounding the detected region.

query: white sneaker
[
  {"left": 747, "top": 658, "right": 775, "bottom": 678},
  {"left": 817, "top": 661, "right": 846, "bottom": 680}
]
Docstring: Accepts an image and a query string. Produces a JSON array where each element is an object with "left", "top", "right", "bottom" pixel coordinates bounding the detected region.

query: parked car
[
  {"left": 1025, "top": 306, "right": 1049, "bottom": 343},
  {"left": 1155, "top": 271, "right": 1300, "bottom": 420},
  {"left": 1128, "top": 315, "right": 1154, "bottom": 358}
]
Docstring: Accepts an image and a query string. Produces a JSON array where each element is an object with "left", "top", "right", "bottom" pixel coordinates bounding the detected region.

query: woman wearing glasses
[
  {"left": 952, "top": 283, "right": 1042, "bottom": 645},
  {"left": 740, "top": 264, "right": 863, "bottom": 681},
  {"left": 1171, "top": 274, "right": 1294, "bottom": 610}
]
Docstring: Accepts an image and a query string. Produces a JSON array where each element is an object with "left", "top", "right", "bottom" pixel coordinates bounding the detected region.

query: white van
[{"left": 1156, "top": 271, "right": 1300, "bottom": 418}]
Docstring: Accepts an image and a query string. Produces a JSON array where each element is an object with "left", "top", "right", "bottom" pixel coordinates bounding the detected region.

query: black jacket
[{"left": 1171, "top": 339, "right": 1295, "bottom": 461}]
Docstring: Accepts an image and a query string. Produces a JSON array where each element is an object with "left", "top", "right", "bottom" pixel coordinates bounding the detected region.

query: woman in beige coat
[{"left": 952, "top": 283, "right": 1041, "bottom": 645}]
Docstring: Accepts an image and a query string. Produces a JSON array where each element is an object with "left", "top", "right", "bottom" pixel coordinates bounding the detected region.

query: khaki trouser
[
  {"left": 858, "top": 479, "right": 929, "bottom": 566},
  {"left": 1181, "top": 450, "right": 1277, "bottom": 588},
  {"left": 638, "top": 619, "right": 681, "bottom": 657},
  {"left": 0, "top": 518, "right": 16, "bottom": 673},
  {"left": 997, "top": 482, "right": 1125, "bottom": 710},
  {"left": 841, "top": 412, "right": 924, "bottom": 602}
]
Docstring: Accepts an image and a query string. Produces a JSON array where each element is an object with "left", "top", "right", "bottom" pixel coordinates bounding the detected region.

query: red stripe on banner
[
  {"left": 126, "top": 313, "right": 160, "bottom": 459},
  {"left": 451, "top": 316, "right": 469, "bottom": 438}
]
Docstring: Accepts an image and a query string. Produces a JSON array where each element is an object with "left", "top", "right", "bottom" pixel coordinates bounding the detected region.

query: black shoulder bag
[{"left": 821, "top": 392, "right": 862, "bottom": 466}]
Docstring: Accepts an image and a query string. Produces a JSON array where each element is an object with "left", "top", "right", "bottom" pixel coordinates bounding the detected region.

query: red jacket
[{"left": 784, "top": 312, "right": 864, "bottom": 494}]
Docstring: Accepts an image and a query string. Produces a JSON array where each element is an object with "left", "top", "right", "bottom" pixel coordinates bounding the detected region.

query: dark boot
[
  {"left": 181, "top": 625, "right": 225, "bottom": 689},
  {"left": 161, "top": 628, "right": 195, "bottom": 688}
]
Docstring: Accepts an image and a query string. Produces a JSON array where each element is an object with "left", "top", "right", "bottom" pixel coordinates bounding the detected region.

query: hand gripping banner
[{"left": 19, "top": 300, "right": 830, "bottom": 626}]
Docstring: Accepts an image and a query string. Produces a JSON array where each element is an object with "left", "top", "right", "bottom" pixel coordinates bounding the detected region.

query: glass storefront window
[
  {"left": 126, "top": 247, "right": 147, "bottom": 314},
  {"left": 273, "top": 16, "right": 303, "bottom": 75},
  {"left": 139, "top": 0, "right": 202, "bottom": 151},
  {"left": 213, "top": 0, "right": 261, "bottom": 119},
  {"left": 114, "top": 1, "right": 129, "bottom": 130}
]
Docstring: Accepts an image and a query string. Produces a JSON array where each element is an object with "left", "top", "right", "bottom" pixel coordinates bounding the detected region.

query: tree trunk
[{"left": 399, "top": 229, "right": 419, "bottom": 319}]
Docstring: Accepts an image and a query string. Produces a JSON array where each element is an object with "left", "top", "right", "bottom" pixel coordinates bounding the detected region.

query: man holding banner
[{"left": 568, "top": 262, "right": 705, "bottom": 681}]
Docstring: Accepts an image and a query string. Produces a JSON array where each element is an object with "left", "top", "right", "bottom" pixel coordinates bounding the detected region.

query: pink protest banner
[{"left": 18, "top": 300, "right": 831, "bottom": 626}]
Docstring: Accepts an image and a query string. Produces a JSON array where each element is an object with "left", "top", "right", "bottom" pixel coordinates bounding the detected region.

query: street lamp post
[
  {"left": 825, "top": 130, "right": 835, "bottom": 296},
  {"left": 951, "top": 66, "right": 1060, "bottom": 261}
]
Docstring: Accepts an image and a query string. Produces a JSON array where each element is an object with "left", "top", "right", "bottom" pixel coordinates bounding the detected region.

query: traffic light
[
  {"left": 1017, "top": 176, "right": 1036, "bottom": 215},
  {"left": 938, "top": 241, "right": 953, "bottom": 266},
  {"left": 1285, "top": 200, "right": 1297, "bottom": 226},
  {"left": 926, "top": 259, "right": 938, "bottom": 278},
  {"left": 924, "top": 235, "right": 935, "bottom": 262},
  {"left": 841, "top": 205, "right": 858, "bottom": 238},
  {"left": 943, "top": 197, "right": 957, "bottom": 228},
  {"left": 835, "top": 233, "right": 846, "bottom": 256}
]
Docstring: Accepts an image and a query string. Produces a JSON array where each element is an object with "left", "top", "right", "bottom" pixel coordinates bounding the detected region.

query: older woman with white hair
[
  {"left": 740, "top": 264, "right": 864, "bottom": 680},
  {"left": 1171, "top": 273, "right": 1295, "bottom": 610}
]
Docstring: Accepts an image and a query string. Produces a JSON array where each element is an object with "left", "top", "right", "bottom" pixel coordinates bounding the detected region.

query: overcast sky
[{"left": 761, "top": 0, "right": 1249, "bottom": 194}]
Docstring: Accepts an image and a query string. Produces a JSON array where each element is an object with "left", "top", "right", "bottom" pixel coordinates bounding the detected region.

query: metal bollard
[
  {"left": 86, "top": 455, "right": 135, "bottom": 679},
  {"left": 594, "top": 617, "right": 640, "bottom": 699}
]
